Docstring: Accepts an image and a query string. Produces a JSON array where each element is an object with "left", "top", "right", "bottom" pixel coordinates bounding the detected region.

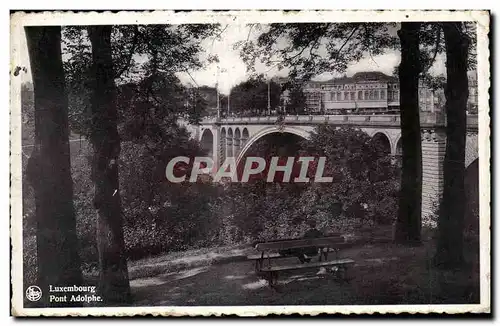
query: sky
[
  {"left": 17, "top": 25, "right": 447, "bottom": 95},
  {"left": 175, "top": 24, "right": 446, "bottom": 94}
]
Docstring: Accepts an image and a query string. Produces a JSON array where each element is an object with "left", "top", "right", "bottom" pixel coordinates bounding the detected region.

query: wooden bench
[
  {"left": 249, "top": 236, "right": 354, "bottom": 287},
  {"left": 261, "top": 258, "right": 355, "bottom": 287},
  {"left": 247, "top": 251, "right": 338, "bottom": 272}
]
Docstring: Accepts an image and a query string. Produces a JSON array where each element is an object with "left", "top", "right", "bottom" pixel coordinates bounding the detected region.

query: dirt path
[
  {"left": 129, "top": 241, "right": 480, "bottom": 306},
  {"left": 131, "top": 257, "right": 359, "bottom": 306}
]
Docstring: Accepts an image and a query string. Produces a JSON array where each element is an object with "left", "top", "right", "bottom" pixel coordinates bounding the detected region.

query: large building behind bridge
[{"left": 284, "top": 71, "right": 478, "bottom": 115}]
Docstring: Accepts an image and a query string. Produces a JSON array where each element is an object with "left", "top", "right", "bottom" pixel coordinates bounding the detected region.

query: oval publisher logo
[{"left": 26, "top": 286, "right": 42, "bottom": 302}]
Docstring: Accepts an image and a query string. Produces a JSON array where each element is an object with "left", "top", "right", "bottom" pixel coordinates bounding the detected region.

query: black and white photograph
[{"left": 9, "top": 10, "right": 490, "bottom": 316}]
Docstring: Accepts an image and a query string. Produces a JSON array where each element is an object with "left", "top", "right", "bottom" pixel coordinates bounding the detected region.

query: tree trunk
[
  {"left": 394, "top": 22, "right": 423, "bottom": 245},
  {"left": 434, "top": 23, "right": 469, "bottom": 268},
  {"left": 88, "top": 26, "right": 131, "bottom": 303},
  {"left": 25, "top": 26, "right": 83, "bottom": 305}
]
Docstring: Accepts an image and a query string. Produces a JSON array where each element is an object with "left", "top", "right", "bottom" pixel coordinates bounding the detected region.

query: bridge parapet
[
  {"left": 214, "top": 114, "right": 402, "bottom": 127},
  {"left": 202, "top": 113, "right": 478, "bottom": 130},
  {"left": 466, "top": 114, "right": 478, "bottom": 130}
]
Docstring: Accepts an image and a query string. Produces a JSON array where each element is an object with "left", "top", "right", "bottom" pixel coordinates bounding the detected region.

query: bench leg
[
  {"left": 338, "top": 265, "right": 346, "bottom": 280},
  {"left": 331, "top": 264, "right": 352, "bottom": 282},
  {"left": 255, "top": 260, "right": 263, "bottom": 273},
  {"left": 266, "top": 271, "right": 279, "bottom": 288},
  {"left": 341, "top": 264, "right": 354, "bottom": 282}
]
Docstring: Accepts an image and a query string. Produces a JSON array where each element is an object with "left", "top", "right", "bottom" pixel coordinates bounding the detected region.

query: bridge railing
[
  {"left": 466, "top": 114, "right": 478, "bottom": 127},
  {"left": 203, "top": 113, "right": 478, "bottom": 128},
  {"left": 213, "top": 114, "right": 403, "bottom": 125}
]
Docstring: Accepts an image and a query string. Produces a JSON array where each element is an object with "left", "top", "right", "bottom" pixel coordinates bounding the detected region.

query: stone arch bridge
[{"left": 182, "top": 113, "right": 479, "bottom": 216}]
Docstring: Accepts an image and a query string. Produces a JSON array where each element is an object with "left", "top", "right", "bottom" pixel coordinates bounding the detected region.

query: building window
[
  {"left": 337, "top": 92, "right": 341, "bottom": 101},
  {"left": 381, "top": 90, "right": 385, "bottom": 100},
  {"left": 374, "top": 90, "right": 379, "bottom": 100},
  {"left": 358, "top": 91, "right": 363, "bottom": 100},
  {"left": 344, "top": 92, "right": 349, "bottom": 101},
  {"left": 350, "top": 92, "right": 355, "bottom": 101},
  {"left": 330, "top": 92, "right": 335, "bottom": 101},
  {"left": 394, "top": 91, "right": 399, "bottom": 100},
  {"left": 369, "top": 90, "right": 374, "bottom": 100},
  {"left": 364, "top": 90, "right": 369, "bottom": 99}
]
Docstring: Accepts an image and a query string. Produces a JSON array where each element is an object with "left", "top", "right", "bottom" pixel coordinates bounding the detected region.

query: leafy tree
[
  {"left": 63, "top": 24, "right": 220, "bottom": 132},
  {"left": 228, "top": 126, "right": 399, "bottom": 242},
  {"left": 238, "top": 23, "right": 425, "bottom": 242},
  {"left": 300, "top": 126, "right": 400, "bottom": 226},
  {"left": 394, "top": 22, "right": 422, "bottom": 244},
  {"left": 238, "top": 23, "right": 398, "bottom": 80},
  {"left": 87, "top": 25, "right": 130, "bottom": 304},
  {"left": 410, "top": 22, "right": 477, "bottom": 266},
  {"left": 285, "top": 83, "right": 307, "bottom": 114},
  {"left": 228, "top": 75, "right": 281, "bottom": 115},
  {"left": 400, "top": 22, "right": 477, "bottom": 257},
  {"left": 118, "top": 72, "right": 194, "bottom": 142},
  {"left": 196, "top": 85, "right": 218, "bottom": 109},
  {"left": 59, "top": 24, "right": 220, "bottom": 295},
  {"left": 237, "top": 22, "right": 478, "bottom": 245},
  {"left": 184, "top": 87, "right": 210, "bottom": 123},
  {"left": 434, "top": 22, "right": 472, "bottom": 268},
  {"left": 24, "top": 26, "right": 83, "bottom": 305},
  {"left": 120, "top": 141, "right": 222, "bottom": 256}
]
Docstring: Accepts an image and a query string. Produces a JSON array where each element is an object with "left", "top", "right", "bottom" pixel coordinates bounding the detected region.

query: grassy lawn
[{"left": 128, "top": 234, "right": 480, "bottom": 306}]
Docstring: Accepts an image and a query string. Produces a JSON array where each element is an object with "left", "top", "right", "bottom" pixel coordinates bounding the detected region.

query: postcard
[{"left": 10, "top": 10, "right": 490, "bottom": 316}]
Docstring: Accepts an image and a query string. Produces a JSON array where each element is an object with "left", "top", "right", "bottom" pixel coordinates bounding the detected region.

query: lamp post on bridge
[
  {"left": 227, "top": 89, "right": 230, "bottom": 117},
  {"left": 267, "top": 78, "right": 271, "bottom": 115},
  {"left": 216, "top": 64, "right": 228, "bottom": 119},
  {"left": 216, "top": 65, "right": 220, "bottom": 119}
]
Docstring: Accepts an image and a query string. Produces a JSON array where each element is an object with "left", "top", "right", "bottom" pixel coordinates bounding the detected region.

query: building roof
[
  {"left": 312, "top": 71, "right": 398, "bottom": 85},
  {"left": 351, "top": 71, "right": 398, "bottom": 82}
]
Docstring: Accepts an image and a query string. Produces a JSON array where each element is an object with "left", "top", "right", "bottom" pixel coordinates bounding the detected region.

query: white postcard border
[{"left": 10, "top": 9, "right": 491, "bottom": 316}]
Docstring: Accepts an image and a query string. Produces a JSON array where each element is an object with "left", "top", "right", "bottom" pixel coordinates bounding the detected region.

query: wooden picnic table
[{"left": 247, "top": 235, "right": 355, "bottom": 287}]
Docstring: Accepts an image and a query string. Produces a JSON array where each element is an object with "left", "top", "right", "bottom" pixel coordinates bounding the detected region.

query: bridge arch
[
  {"left": 227, "top": 128, "right": 234, "bottom": 158},
  {"left": 200, "top": 128, "right": 214, "bottom": 157},
  {"left": 242, "top": 128, "right": 249, "bottom": 146},
  {"left": 372, "top": 132, "right": 392, "bottom": 156},
  {"left": 242, "top": 127, "right": 249, "bottom": 137},
  {"left": 220, "top": 128, "right": 227, "bottom": 163},
  {"left": 235, "top": 126, "right": 311, "bottom": 166},
  {"left": 234, "top": 128, "right": 241, "bottom": 157},
  {"left": 363, "top": 129, "right": 396, "bottom": 154}
]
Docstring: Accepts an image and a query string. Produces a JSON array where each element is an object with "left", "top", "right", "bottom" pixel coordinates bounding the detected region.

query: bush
[{"left": 23, "top": 124, "right": 402, "bottom": 279}]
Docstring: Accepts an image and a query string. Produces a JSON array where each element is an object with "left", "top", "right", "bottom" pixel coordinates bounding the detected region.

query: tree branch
[
  {"left": 115, "top": 25, "right": 140, "bottom": 79},
  {"left": 246, "top": 24, "right": 255, "bottom": 42},
  {"left": 333, "top": 26, "right": 359, "bottom": 62},
  {"left": 422, "top": 24, "right": 442, "bottom": 74},
  {"left": 210, "top": 24, "right": 229, "bottom": 48}
]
